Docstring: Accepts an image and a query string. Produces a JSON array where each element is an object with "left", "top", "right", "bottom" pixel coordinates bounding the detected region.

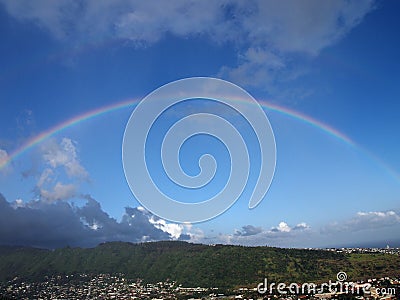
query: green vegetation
[{"left": 0, "top": 241, "right": 399, "bottom": 288}]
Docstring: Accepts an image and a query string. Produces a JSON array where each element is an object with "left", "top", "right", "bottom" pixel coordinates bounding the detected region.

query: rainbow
[
  {"left": 0, "top": 98, "right": 138, "bottom": 170},
  {"left": 259, "top": 100, "right": 354, "bottom": 145},
  {"left": 0, "top": 96, "right": 367, "bottom": 171}
]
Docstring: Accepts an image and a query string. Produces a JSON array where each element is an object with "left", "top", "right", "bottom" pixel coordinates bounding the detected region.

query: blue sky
[{"left": 0, "top": 0, "right": 399, "bottom": 248}]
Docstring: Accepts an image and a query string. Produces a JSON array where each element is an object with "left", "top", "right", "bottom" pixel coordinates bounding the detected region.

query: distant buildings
[
  {"left": 323, "top": 247, "right": 400, "bottom": 255},
  {"left": 1, "top": 247, "right": 399, "bottom": 299},
  {"left": 1, "top": 273, "right": 398, "bottom": 300}
]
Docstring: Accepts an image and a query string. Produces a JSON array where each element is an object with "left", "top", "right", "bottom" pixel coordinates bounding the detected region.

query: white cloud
[
  {"left": 0, "top": 149, "right": 11, "bottom": 175},
  {"left": 114, "top": 1, "right": 225, "bottom": 45},
  {"left": 42, "top": 138, "right": 88, "bottom": 180},
  {"left": 12, "top": 198, "right": 25, "bottom": 208},
  {"left": 40, "top": 182, "right": 76, "bottom": 202},
  {"left": 270, "top": 221, "right": 291, "bottom": 233},
  {"left": 37, "top": 168, "right": 53, "bottom": 187},
  {"left": 147, "top": 213, "right": 201, "bottom": 241},
  {"left": 0, "top": 149, "right": 9, "bottom": 165},
  {"left": 323, "top": 210, "right": 400, "bottom": 233},
  {"left": 149, "top": 216, "right": 184, "bottom": 239},
  {"left": 269, "top": 221, "right": 310, "bottom": 233},
  {"left": 0, "top": 148, "right": 14, "bottom": 176},
  {"left": 137, "top": 206, "right": 146, "bottom": 212},
  {"left": 202, "top": 213, "right": 399, "bottom": 248},
  {"left": 198, "top": 221, "right": 311, "bottom": 247},
  {"left": 234, "top": 1, "right": 375, "bottom": 55},
  {"left": 220, "top": 48, "right": 284, "bottom": 89},
  {"left": 293, "top": 222, "right": 310, "bottom": 231},
  {"left": 0, "top": 0, "right": 376, "bottom": 90},
  {"left": 182, "top": 225, "right": 205, "bottom": 242},
  {"left": 0, "top": 0, "right": 81, "bottom": 40},
  {"left": 30, "top": 138, "right": 89, "bottom": 202},
  {"left": 0, "top": 0, "right": 225, "bottom": 43},
  {"left": 220, "top": 0, "right": 375, "bottom": 90}
]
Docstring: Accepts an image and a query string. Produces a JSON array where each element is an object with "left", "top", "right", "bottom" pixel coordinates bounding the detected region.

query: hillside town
[
  {"left": 324, "top": 247, "right": 400, "bottom": 255},
  {"left": 0, "top": 272, "right": 399, "bottom": 300}
]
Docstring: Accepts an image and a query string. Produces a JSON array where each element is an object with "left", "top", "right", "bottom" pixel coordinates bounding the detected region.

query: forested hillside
[{"left": 0, "top": 241, "right": 399, "bottom": 288}]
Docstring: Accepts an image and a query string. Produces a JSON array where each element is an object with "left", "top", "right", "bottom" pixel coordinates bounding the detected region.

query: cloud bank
[
  {"left": 201, "top": 210, "right": 400, "bottom": 248},
  {"left": 0, "top": 193, "right": 190, "bottom": 249},
  {"left": 323, "top": 210, "right": 400, "bottom": 234},
  {"left": 1, "top": 187, "right": 399, "bottom": 249},
  {"left": 0, "top": 135, "right": 197, "bottom": 249},
  {"left": 202, "top": 221, "right": 311, "bottom": 247},
  {"left": 0, "top": 0, "right": 376, "bottom": 90}
]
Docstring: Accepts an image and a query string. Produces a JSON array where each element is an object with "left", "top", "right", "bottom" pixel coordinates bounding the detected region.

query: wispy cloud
[
  {"left": 218, "top": 0, "right": 376, "bottom": 92},
  {"left": 31, "top": 137, "right": 88, "bottom": 202},
  {"left": 0, "top": 0, "right": 376, "bottom": 91},
  {"left": 39, "top": 182, "right": 77, "bottom": 202},
  {"left": 323, "top": 210, "right": 400, "bottom": 233},
  {"left": 1, "top": 135, "right": 199, "bottom": 248},
  {"left": 0, "top": 149, "right": 10, "bottom": 172},
  {"left": 41, "top": 138, "right": 88, "bottom": 180}
]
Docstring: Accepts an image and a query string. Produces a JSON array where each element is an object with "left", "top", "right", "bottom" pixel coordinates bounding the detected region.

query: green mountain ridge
[{"left": 0, "top": 241, "right": 399, "bottom": 288}]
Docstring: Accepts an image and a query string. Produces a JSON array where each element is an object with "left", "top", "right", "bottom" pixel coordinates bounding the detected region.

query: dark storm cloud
[
  {"left": 234, "top": 225, "right": 263, "bottom": 236},
  {"left": 0, "top": 193, "right": 172, "bottom": 249},
  {"left": 178, "top": 233, "right": 191, "bottom": 241}
]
